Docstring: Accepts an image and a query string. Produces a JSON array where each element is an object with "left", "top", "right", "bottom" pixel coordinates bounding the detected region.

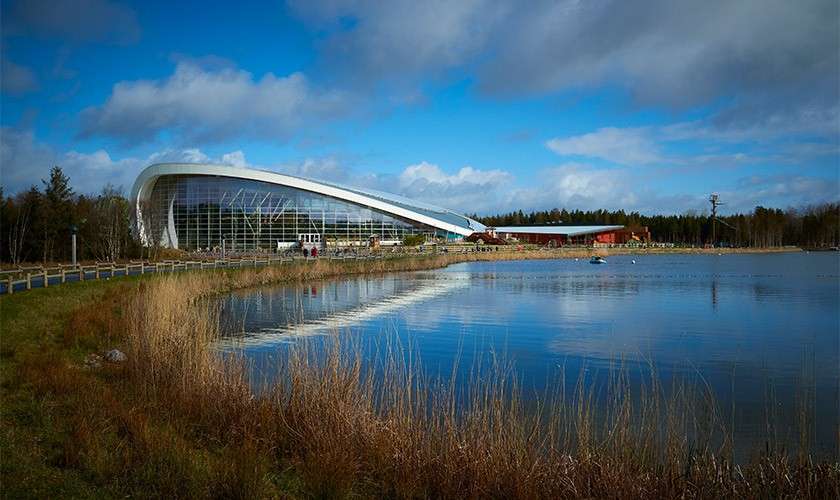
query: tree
[
  {"left": 41, "top": 166, "right": 75, "bottom": 262},
  {"left": 3, "top": 188, "right": 41, "bottom": 264},
  {"left": 89, "top": 185, "right": 131, "bottom": 262}
]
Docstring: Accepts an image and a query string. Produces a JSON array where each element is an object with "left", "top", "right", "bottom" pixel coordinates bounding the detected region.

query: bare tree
[
  {"left": 138, "top": 198, "right": 164, "bottom": 261},
  {"left": 91, "top": 185, "right": 130, "bottom": 262},
  {"left": 6, "top": 191, "right": 35, "bottom": 265}
]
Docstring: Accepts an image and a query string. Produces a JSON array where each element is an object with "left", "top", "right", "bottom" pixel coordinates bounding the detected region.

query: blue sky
[{"left": 1, "top": 0, "right": 838, "bottom": 215}]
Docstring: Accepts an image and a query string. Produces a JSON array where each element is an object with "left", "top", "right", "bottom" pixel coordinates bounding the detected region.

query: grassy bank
[{"left": 2, "top": 252, "right": 837, "bottom": 498}]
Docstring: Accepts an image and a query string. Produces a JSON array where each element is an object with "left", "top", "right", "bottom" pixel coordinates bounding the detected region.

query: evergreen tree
[{"left": 41, "top": 166, "right": 75, "bottom": 262}]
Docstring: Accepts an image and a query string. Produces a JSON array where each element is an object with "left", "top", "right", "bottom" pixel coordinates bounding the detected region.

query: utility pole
[{"left": 708, "top": 193, "right": 724, "bottom": 247}]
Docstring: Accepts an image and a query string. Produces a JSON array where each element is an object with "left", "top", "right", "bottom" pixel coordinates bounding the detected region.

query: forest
[
  {"left": 1, "top": 166, "right": 838, "bottom": 265},
  {"left": 473, "top": 203, "right": 840, "bottom": 248}
]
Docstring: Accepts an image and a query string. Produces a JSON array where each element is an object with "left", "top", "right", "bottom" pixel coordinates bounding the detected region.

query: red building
[{"left": 490, "top": 225, "right": 650, "bottom": 246}]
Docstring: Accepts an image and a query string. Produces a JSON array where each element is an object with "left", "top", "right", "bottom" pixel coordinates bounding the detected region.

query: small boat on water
[{"left": 589, "top": 255, "right": 607, "bottom": 264}]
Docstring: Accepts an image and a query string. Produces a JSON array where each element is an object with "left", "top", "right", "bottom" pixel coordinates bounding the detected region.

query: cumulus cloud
[
  {"left": 0, "top": 127, "right": 147, "bottom": 194},
  {"left": 0, "top": 127, "right": 251, "bottom": 194},
  {"left": 391, "top": 161, "right": 513, "bottom": 212},
  {"left": 2, "top": 0, "right": 140, "bottom": 44},
  {"left": 546, "top": 128, "right": 661, "bottom": 165},
  {"left": 80, "top": 59, "right": 352, "bottom": 144}
]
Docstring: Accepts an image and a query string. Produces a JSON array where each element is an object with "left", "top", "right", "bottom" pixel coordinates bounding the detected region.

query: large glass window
[{"left": 141, "top": 175, "right": 444, "bottom": 252}]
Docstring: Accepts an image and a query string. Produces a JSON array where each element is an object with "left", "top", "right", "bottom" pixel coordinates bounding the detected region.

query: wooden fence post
[
  {"left": 43, "top": 270, "right": 49, "bottom": 287},
  {"left": 61, "top": 269, "right": 66, "bottom": 283},
  {"left": 26, "top": 273, "right": 31, "bottom": 290},
  {"left": 8, "top": 277, "right": 13, "bottom": 294}
]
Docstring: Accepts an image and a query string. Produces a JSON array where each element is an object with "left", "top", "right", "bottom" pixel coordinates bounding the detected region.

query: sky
[{"left": 1, "top": 0, "right": 838, "bottom": 215}]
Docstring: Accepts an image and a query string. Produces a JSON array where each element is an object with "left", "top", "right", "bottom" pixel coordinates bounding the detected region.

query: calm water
[{"left": 218, "top": 253, "right": 840, "bottom": 457}]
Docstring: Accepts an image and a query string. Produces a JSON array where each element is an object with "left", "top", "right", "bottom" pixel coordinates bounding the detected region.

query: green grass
[{"left": 0, "top": 280, "right": 127, "bottom": 498}]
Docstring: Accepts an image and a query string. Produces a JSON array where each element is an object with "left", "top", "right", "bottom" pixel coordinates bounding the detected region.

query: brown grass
[
  {"left": 113, "top": 264, "right": 839, "bottom": 498},
  {"left": 2, "top": 252, "right": 833, "bottom": 497}
]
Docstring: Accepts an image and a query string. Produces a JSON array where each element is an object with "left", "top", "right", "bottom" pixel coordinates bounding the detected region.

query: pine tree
[{"left": 41, "top": 166, "right": 75, "bottom": 262}]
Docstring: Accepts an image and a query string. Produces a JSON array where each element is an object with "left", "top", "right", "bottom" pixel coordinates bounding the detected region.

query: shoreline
[
  {"left": 592, "top": 245, "right": 800, "bottom": 255},
  {"left": 0, "top": 245, "right": 803, "bottom": 272}
]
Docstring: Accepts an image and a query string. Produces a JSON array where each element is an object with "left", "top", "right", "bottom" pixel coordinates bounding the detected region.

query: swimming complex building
[
  {"left": 130, "top": 163, "right": 486, "bottom": 252},
  {"left": 130, "top": 163, "right": 637, "bottom": 252}
]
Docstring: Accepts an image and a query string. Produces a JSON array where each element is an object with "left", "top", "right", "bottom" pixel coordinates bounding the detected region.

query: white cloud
[
  {"left": 392, "top": 161, "right": 514, "bottom": 212},
  {"left": 2, "top": 127, "right": 834, "bottom": 215},
  {"left": 146, "top": 148, "right": 210, "bottom": 165},
  {"left": 504, "top": 164, "right": 679, "bottom": 213},
  {"left": 398, "top": 161, "right": 510, "bottom": 188},
  {"left": 546, "top": 118, "right": 840, "bottom": 169},
  {"left": 220, "top": 150, "right": 247, "bottom": 168},
  {"left": 0, "top": 127, "right": 251, "bottom": 194},
  {"left": 546, "top": 127, "right": 661, "bottom": 165},
  {"left": 80, "top": 59, "right": 351, "bottom": 144}
]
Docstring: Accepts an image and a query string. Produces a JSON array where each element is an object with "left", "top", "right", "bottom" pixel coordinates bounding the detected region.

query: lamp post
[{"left": 70, "top": 224, "right": 78, "bottom": 266}]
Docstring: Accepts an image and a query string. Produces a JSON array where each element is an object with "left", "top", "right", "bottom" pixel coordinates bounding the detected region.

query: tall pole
[
  {"left": 708, "top": 194, "right": 724, "bottom": 247},
  {"left": 711, "top": 202, "right": 716, "bottom": 246},
  {"left": 70, "top": 224, "right": 78, "bottom": 266}
]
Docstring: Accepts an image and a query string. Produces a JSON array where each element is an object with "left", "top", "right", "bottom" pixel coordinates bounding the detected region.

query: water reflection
[
  {"left": 217, "top": 253, "right": 840, "bottom": 458},
  {"left": 218, "top": 273, "right": 470, "bottom": 348}
]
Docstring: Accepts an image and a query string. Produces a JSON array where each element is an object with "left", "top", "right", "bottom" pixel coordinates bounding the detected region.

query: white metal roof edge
[
  {"left": 493, "top": 225, "right": 625, "bottom": 236},
  {"left": 130, "top": 163, "right": 475, "bottom": 236}
]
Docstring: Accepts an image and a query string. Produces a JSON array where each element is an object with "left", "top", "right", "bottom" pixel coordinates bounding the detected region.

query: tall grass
[{"left": 119, "top": 267, "right": 839, "bottom": 498}]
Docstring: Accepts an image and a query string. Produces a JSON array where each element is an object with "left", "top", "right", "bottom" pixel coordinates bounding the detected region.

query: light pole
[{"left": 70, "top": 224, "right": 78, "bottom": 266}]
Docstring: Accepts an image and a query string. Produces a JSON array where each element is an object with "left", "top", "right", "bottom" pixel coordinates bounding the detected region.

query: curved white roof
[
  {"left": 494, "top": 225, "right": 624, "bottom": 236},
  {"left": 131, "top": 163, "right": 484, "bottom": 236}
]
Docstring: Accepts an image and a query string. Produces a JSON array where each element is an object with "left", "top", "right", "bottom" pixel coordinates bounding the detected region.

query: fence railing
[
  {"left": 0, "top": 244, "right": 533, "bottom": 295},
  {"left": 0, "top": 255, "right": 385, "bottom": 295}
]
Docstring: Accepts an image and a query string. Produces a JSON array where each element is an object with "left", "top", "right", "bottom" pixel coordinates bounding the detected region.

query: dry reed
[{"left": 117, "top": 258, "right": 839, "bottom": 498}]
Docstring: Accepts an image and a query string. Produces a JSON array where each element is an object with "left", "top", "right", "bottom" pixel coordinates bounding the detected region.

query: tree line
[
  {"left": 1, "top": 166, "right": 139, "bottom": 265},
  {"left": 1, "top": 166, "right": 838, "bottom": 265},
  {"left": 471, "top": 203, "right": 840, "bottom": 248}
]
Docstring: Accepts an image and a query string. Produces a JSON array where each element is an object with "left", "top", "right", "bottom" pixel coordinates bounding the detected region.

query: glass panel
[{"left": 142, "top": 175, "right": 438, "bottom": 252}]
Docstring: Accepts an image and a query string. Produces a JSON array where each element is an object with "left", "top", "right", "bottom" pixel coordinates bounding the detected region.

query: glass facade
[{"left": 140, "top": 175, "right": 453, "bottom": 252}]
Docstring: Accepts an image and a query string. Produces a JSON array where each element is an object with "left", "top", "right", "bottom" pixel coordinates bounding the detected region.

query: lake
[{"left": 217, "top": 252, "right": 840, "bottom": 458}]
